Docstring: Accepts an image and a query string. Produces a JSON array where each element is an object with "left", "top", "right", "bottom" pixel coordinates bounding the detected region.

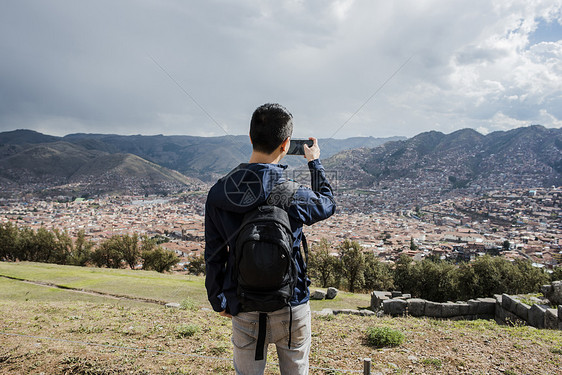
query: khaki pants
[{"left": 231, "top": 302, "right": 311, "bottom": 375}]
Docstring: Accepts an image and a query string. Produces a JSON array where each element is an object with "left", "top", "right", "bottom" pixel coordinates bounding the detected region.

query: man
[{"left": 205, "top": 103, "right": 336, "bottom": 374}]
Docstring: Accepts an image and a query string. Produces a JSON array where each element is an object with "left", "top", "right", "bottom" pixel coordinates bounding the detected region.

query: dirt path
[{"left": 0, "top": 274, "right": 167, "bottom": 305}]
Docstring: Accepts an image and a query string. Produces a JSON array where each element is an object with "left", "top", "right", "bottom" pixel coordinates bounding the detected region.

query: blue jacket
[{"left": 204, "top": 159, "right": 336, "bottom": 316}]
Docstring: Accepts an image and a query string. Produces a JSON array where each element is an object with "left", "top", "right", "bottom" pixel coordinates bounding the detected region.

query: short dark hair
[{"left": 250, "top": 103, "right": 293, "bottom": 154}]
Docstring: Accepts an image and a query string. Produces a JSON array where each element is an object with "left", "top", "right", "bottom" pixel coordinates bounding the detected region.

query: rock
[
  {"left": 528, "top": 304, "right": 546, "bottom": 329},
  {"left": 545, "top": 308, "right": 558, "bottom": 330},
  {"left": 456, "top": 301, "right": 470, "bottom": 316},
  {"left": 545, "top": 281, "right": 562, "bottom": 305},
  {"left": 515, "top": 301, "right": 530, "bottom": 321},
  {"left": 333, "top": 308, "right": 375, "bottom": 316},
  {"left": 476, "top": 298, "right": 496, "bottom": 315},
  {"left": 371, "top": 291, "right": 391, "bottom": 310},
  {"left": 310, "top": 290, "right": 326, "bottom": 300},
  {"left": 326, "top": 287, "right": 338, "bottom": 300},
  {"left": 165, "top": 302, "right": 181, "bottom": 308},
  {"left": 558, "top": 305, "right": 562, "bottom": 330},
  {"left": 502, "top": 294, "right": 514, "bottom": 312},
  {"left": 425, "top": 301, "right": 442, "bottom": 318},
  {"left": 407, "top": 298, "right": 426, "bottom": 317},
  {"left": 540, "top": 284, "right": 552, "bottom": 296},
  {"left": 391, "top": 291, "right": 402, "bottom": 298},
  {"left": 467, "top": 299, "right": 480, "bottom": 315},
  {"left": 313, "top": 308, "right": 334, "bottom": 316},
  {"left": 383, "top": 299, "right": 408, "bottom": 316},
  {"left": 442, "top": 302, "right": 460, "bottom": 318}
]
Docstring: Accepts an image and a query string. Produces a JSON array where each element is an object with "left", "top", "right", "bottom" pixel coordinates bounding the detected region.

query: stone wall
[
  {"left": 371, "top": 290, "right": 562, "bottom": 330},
  {"left": 495, "top": 294, "right": 561, "bottom": 330}
]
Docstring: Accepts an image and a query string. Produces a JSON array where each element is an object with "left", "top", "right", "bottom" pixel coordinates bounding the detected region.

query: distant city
[
  {"left": 1, "top": 186, "right": 560, "bottom": 271},
  {"left": 0, "top": 125, "right": 560, "bottom": 271}
]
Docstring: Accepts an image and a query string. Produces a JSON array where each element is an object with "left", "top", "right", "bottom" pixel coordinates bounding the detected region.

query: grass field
[{"left": 1, "top": 261, "right": 561, "bottom": 374}]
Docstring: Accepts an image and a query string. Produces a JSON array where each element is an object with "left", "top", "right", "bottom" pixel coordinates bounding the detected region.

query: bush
[
  {"left": 186, "top": 253, "right": 206, "bottom": 275},
  {"left": 180, "top": 297, "right": 198, "bottom": 311},
  {"left": 142, "top": 246, "right": 179, "bottom": 272},
  {"left": 365, "top": 326, "right": 405, "bottom": 348},
  {"left": 176, "top": 324, "right": 199, "bottom": 338}
]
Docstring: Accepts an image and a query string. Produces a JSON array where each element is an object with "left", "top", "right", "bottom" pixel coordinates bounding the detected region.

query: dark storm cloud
[{"left": 1, "top": 1, "right": 561, "bottom": 138}]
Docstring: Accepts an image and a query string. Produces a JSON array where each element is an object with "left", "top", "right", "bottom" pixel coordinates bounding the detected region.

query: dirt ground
[{"left": 1, "top": 298, "right": 561, "bottom": 374}]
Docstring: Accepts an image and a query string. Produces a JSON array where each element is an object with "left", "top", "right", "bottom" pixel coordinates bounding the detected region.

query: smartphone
[{"left": 287, "top": 139, "right": 314, "bottom": 155}]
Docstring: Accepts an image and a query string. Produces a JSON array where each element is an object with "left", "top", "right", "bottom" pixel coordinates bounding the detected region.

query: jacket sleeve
[
  {"left": 204, "top": 202, "right": 228, "bottom": 312},
  {"left": 289, "top": 159, "right": 336, "bottom": 225}
]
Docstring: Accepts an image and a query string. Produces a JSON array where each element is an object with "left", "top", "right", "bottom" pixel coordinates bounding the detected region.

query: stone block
[
  {"left": 442, "top": 302, "right": 460, "bottom": 318},
  {"left": 383, "top": 299, "right": 408, "bottom": 316},
  {"left": 311, "top": 290, "right": 326, "bottom": 300},
  {"left": 546, "top": 281, "right": 562, "bottom": 305},
  {"left": 545, "top": 308, "right": 558, "bottom": 330},
  {"left": 558, "top": 306, "right": 562, "bottom": 330},
  {"left": 333, "top": 309, "right": 375, "bottom": 316},
  {"left": 326, "top": 287, "right": 338, "bottom": 300},
  {"left": 515, "top": 301, "right": 530, "bottom": 321},
  {"left": 425, "top": 301, "right": 442, "bottom": 318},
  {"left": 467, "top": 299, "right": 479, "bottom": 315},
  {"left": 407, "top": 298, "right": 426, "bottom": 317},
  {"left": 528, "top": 304, "right": 546, "bottom": 329},
  {"left": 501, "top": 294, "right": 513, "bottom": 312},
  {"left": 391, "top": 291, "right": 403, "bottom": 298},
  {"left": 371, "top": 291, "right": 391, "bottom": 310},
  {"left": 402, "top": 293, "right": 412, "bottom": 299},
  {"left": 456, "top": 302, "right": 470, "bottom": 316},
  {"left": 541, "top": 284, "right": 552, "bottom": 296},
  {"left": 476, "top": 298, "right": 496, "bottom": 315}
]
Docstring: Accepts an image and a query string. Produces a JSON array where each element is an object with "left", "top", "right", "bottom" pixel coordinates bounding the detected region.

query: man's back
[
  {"left": 204, "top": 103, "right": 335, "bottom": 374},
  {"left": 205, "top": 161, "right": 335, "bottom": 316}
]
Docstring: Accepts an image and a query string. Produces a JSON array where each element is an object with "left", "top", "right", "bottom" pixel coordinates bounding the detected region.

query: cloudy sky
[{"left": 1, "top": 0, "right": 561, "bottom": 139}]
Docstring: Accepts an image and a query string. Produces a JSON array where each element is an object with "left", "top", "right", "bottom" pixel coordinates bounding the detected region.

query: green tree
[
  {"left": 410, "top": 238, "right": 418, "bottom": 251},
  {"left": 512, "top": 259, "right": 549, "bottom": 294},
  {"left": 186, "top": 253, "right": 206, "bottom": 275},
  {"left": 308, "top": 238, "right": 340, "bottom": 288},
  {"left": 0, "top": 222, "right": 19, "bottom": 261},
  {"left": 339, "top": 239, "right": 365, "bottom": 293},
  {"left": 142, "top": 246, "right": 179, "bottom": 273},
  {"left": 363, "top": 252, "right": 394, "bottom": 292},
  {"left": 51, "top": 229, "right": 73, "bottom": 265},
  {"left": 31, "top": 227, "right": 59, "bottom": 263},
  {"left": 551, "top": 266, "right": 562, "bottom": 282},
  {"left": 454, "top": 263, "right": 479, "bottom": 301},
  {"left": 119, "top": 234, "right": 141, "bottom": 269},
  {"left": 92, "top": 235, "right": 125, "bottom": 268},
  {"left": 393, "top": 254, "right": 415, "bottom": 294},
  {"left": 67, "top": 230, "right": 94, "bottom": 266}
]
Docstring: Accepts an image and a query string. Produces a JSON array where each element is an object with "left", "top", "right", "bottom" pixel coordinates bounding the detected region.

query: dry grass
[{"left": 1, "top": 263, "right": 562, "bottom": 374}]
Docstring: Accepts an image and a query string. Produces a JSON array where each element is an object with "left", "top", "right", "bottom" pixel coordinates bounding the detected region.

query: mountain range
[
  {"left": 322, "top": 125, "right": 562, "bottom": 208},
  {"left": 0, "top": 130, "right": 403, "bottom": 197},
  {"left": 1, "top": 126, "right": 560, "bottom": 202}
]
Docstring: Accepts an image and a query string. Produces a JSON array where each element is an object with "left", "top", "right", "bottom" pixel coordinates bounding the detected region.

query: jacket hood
[{"left": 207, "top": 163, "right": 288, "bottom": 214}]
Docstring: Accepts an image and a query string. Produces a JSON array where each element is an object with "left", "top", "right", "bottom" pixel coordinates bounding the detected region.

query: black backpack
[{"left": 234, "top": 180, "right": 301, "bottom": 313}]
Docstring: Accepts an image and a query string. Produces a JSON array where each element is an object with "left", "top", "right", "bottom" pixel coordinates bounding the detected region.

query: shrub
[
  {"left": 365, "top": 326, "right": 404, "bottom": 348},
  {"left": 176, "top": 324, "right": 199, "bottom": 338},
  {"left": 142, "top": 246, "right": 179, "bottom": 273},
  {"left": 421, "top": 358, "right": 442, "bottom": 369},
  {"left": 180, "top": 297, "right": 198, "bottom": 311}
]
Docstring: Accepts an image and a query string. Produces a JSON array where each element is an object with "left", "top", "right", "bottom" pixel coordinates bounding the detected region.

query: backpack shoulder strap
[{"left": 266, "top": 180, "right": 300, "bottom": 210}]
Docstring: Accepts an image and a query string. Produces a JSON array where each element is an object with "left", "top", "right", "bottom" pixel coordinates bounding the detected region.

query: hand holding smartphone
[{"left": 287, "top": 139, "right": 314, "bottom": 155}]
